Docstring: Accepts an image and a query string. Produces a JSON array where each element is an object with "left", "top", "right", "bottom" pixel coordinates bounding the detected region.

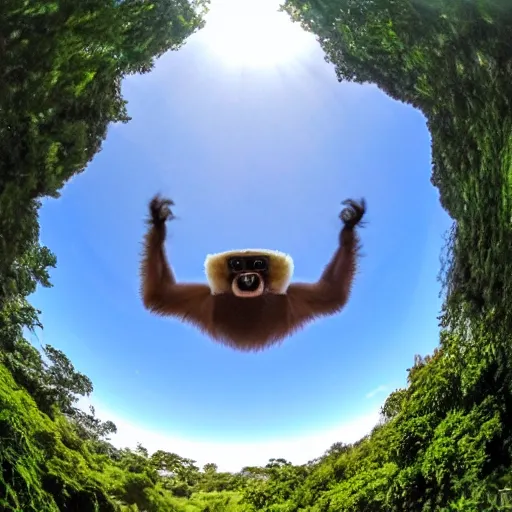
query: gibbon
[{"left": 140, "top": 195, "right": 366, "bottom": 351}]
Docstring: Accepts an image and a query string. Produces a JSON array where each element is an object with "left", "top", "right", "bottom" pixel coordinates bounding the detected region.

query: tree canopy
[{"left": 0, "top": 0, "right": 207, "bottom": 308}]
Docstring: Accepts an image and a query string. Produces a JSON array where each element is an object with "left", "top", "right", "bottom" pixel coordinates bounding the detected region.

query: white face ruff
[{"left": 204, "top": 249, "right": 294, "bottom": 295}]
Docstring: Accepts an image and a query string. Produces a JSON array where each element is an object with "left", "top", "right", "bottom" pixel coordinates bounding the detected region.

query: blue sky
[{"left": 30, "top": 0, "right": 452, "bottom": 471}]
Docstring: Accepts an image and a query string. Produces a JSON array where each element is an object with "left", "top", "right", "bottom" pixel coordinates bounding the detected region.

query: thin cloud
[
  {"left": 365, "top": 385, "right": 388, "bottom": 399},
  {"left": 77, "top": 396, "right": 380, "bottom": 472}
]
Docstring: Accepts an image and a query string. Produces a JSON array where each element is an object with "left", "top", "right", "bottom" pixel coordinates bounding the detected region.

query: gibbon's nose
[{"left": 236, "top": 272, "right": 261, "bottom": 292}]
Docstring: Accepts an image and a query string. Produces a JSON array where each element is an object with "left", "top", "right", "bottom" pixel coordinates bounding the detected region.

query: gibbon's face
[
  {"left": 204, "top": 249, "right": 294, "bottom": 298},
  {"left": 227, "top": 255, "right": 269, "bottom": 297}
]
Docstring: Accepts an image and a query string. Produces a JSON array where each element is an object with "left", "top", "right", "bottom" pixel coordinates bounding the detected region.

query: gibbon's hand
[
  {"left": 140, "top": 194, "right": 366, "bottom": 351},
  {"left": 149, "top": 196, "right": 175, "bottom": 226},
  {"left": 340, "top": 198, "right": 366, "bottom": 230}
]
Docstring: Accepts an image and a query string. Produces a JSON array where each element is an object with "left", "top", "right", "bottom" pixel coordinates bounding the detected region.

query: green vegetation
[
  {"left": 0, "top": 0, "right": 207, "bottom": 307},
  {"left": 2, "top": 0, "right": 512, "bottom": 510}
]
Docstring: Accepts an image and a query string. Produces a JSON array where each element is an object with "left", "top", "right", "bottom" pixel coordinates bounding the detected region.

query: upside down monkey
[{"left": 140, "top": 196, "right": 366, "bottom": 351}]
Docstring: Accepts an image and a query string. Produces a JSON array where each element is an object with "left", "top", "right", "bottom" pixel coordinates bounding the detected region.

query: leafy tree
[
  {"left": 0, "top": 0, "right": 208, "bottom": 306},
  {"left": 71, "top": 405, "right": 117, "bottom": 443},
  {"left": 274, "top": 1, "right": 512, "bottom": 510},
  {"left": 0, "top": 364, "right": 119, "bottom": 511},
  {"left": 0, "top": 3, "right": 208, "bottom": 504},
  {"left": 281, "top": 0, "right": 512, "bottom": 323},
  {"left": 204, "top": 462, "right": 219, "bottom": 473},
  {"left": 381, "top": 388, "right": 407, "bottom": 422}
]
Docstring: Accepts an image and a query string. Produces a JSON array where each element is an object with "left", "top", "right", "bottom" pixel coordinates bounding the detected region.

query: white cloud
[
  {"left": 77, "top": 396, "right": 380, "bottom": 472},
  {"left": 365, "top": 385, "right": 388, "bottom": 399}
]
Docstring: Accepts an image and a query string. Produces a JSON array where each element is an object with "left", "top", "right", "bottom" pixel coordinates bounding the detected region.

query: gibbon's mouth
[{"left": 232, "top": 272, "right": 264, "bottom": 298}]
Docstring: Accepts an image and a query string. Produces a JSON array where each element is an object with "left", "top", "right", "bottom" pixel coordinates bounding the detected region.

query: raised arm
[
  {"left": 140, "top": 196, "right": 212, "bottom": 324},
  {"left": 287, "top": 199, "right": 366, "bottom": 327}
]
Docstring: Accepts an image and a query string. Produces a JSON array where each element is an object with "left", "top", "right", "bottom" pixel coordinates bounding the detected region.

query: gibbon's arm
[
  {"left": 140, "top": 197, "right": 212, "bottom": 324},
  {"left": 287, "top": 199, "right": 365, "bottom": 327}
]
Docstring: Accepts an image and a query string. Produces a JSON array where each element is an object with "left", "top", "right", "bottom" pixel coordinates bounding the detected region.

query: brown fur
[{"left": 140, "top": 196, "right": 365, "bottom": 352}]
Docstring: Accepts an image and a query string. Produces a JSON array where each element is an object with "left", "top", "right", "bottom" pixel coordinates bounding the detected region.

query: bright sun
[{"left": 202, "top": 0, "right": 313, "bottom": 68}]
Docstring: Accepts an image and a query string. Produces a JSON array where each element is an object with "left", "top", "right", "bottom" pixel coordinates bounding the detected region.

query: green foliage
[
  {"left": 173, "top": 491, "right": 249, "bottom": 512},
  {"left": 0, "top": 364, "right": 118, "bottom": 511},
  {"left": 0, "top": 354, "right": 254, "bottom": 511},
  {"left": 281, "top": 0, "right": 512, "bottom": 326},
  {"left": 0, "top": 0, "right": 208, "bottom": 307}
]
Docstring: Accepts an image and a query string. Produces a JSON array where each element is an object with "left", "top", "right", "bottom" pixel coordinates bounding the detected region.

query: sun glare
[{"left": 201, "top": 0, "right": 313, "bottom": 68}]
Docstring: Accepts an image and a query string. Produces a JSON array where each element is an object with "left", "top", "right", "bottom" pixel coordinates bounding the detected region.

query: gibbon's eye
[
  {"left": 229, "top": 258, "right": 244, "bottom": 272},
  {"left": 253, "top": 258, "right": 267, "bottom": 271}
]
